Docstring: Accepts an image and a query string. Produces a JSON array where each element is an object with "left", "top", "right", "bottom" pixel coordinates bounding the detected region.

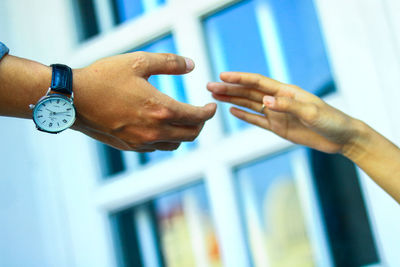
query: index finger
[
  {"left": 220, "top": 72, "right": 284, "bottom": 95},
  {"left": 168, "top": 101, "right": 217, "bottom": 125}
]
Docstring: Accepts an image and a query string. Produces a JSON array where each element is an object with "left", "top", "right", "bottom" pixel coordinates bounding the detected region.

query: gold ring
[{"left": 260, "top": 104, "right": 266, "bottom": 113}]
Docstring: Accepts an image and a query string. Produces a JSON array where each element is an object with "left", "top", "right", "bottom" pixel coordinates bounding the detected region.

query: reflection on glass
[
  {"left": 155, "top": 184, "right": 222, "bottom": 267},
  {"left": 112, "top": 0, "right": 166, "bottom": 24},
  {"left": 235, "top": 149, "right": 314, "bottom": 267},
  {"left": 111, "top": 183, "right": 222, "bottom": 267},
  {"left": 203, "top": 0, "right": 335, "bottom": 133}
]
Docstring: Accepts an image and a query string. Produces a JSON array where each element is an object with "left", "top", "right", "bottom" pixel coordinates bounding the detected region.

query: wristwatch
[{"left": 29, "top": 64, "right": 76, "bottom": 133}]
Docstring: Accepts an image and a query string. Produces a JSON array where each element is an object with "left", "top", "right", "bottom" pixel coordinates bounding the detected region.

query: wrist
[
  {"left": 0, "top": 55, "right": 51, "bottom": 118},
  {"left": 341, "top": 119, "right": 372, "bottom": 162}
]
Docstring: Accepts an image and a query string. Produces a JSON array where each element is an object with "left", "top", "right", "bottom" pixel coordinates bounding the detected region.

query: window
[
  {"left": 74, "top": 0, "right": 100, "bottom": 41},
  {"left": 68, "top": 0, "right": 385, "bottom": 266},
  {"left": 235, "top": 148, "right": 379, "bottom": 266},
  {"left": 235, "top": 148, "right": 325, "bottom": 266},
  {"left": 111, "top": 0, "right": 166, "bottom": 25},
  {"left": 203, "top": 0, "right": 335, "bottom": 133},
  {"left": 110, "top": 183, "right": 222, "bottom": 267},
  {"left": 310, "top": 150, "right": 379, "bottom": 266},
  {"left": 74, "top": 0, "right": 166, "bottom": 41}
]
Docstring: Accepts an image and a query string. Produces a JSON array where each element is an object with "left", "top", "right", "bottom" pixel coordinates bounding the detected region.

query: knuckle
[
  {"left": 144, "top": 130, "right": 161, "bottom": 143},
  {"left": 254, "top": 74, "right": 264, "bottom": 87},
  {"left": 303, "top": 104, "right": 319, "bottom": 122},
  {"left": 153, "top": 107, "right": 174, "bottom": 121},
  {"left": 275, "top": 97, "right": 289, "bottom": 109},
  {"left": 165, "top": 54, "right": 180, "bottom": 72},
  {"left": 131, "top": 52, "right": 149, "bottom": 72},
  {"left": 187, "top": 131, "right": 199, "bottom": 142}
]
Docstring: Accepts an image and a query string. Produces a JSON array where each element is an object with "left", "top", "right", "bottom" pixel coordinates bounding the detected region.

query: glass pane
[
  {"left": 235, "top": 149, "right": 316, "bottom": 266},
  {"left": 235, "top": 147, "right": 380, "bottom": 266},
  {"left": 110, "top": 183, "right": 222, "bottom": 267},
  {"left": 98, "top": 143, "right": 125, "bottom": 178},
  {"left": 132, "top": 35, "right": 194, "bottom": 165},
  {"left": 75, "top": 0, "right": 100, "bottom": 41},
  {"left": 264, "top": 0, "right": 334, "bottom": 95},
  {"left": 203, "top": 0, "right": 335, "bottom": 133},
  {"left": 112, "top": 0, "right": 166, "bottom": 24},
  {"left": 154, "top": 184, "right": 222, "bottom": 267},
  {"left": 309, "top": 150, "right": 379, "bottom": 266}
]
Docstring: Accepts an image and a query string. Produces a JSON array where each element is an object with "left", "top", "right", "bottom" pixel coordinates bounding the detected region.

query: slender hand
[
  {"left": 207, "top": 72, "right": 357, "bottom": 154},
  {"left": 0, "top": 52, "right": 217, "bottom": 152},
  {"left": 207, "top": 71, "right": 400, "bottom": 203}
]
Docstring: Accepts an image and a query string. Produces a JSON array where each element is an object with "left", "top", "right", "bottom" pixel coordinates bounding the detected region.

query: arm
[
  {"left": 207, "top": 71, "right": 400, "bottom": 203},
  {"left": 0, "top": 52, "right": 217, "bottom": 151}
]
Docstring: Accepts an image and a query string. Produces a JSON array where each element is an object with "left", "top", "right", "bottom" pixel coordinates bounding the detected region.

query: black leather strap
[{"left": 50, "top": 64, "right": 73, "bottom": 95}]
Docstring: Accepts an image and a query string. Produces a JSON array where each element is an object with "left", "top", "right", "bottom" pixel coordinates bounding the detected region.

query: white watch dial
[{"left": 33, "top": 95, "right": 76, "bottom": 133}]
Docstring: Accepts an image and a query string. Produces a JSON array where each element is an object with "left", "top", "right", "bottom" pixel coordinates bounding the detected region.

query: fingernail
[
  {"left": 184, "top": 57, "right": 195, "bottom": 72},
  {"left": 263, "top": 95, "right": 275, "bottom": 106}
]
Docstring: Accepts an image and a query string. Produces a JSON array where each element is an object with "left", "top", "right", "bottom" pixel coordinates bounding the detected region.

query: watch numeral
[
  {"left": 49, "top": 123, "right": 53, "bottom": 127},
  {"left": 57, "top": 122, "right": 60, "bottom": 127},
  {"left": 63, "top": 119, "right": 67, "bottom": 123},
  {"left": 38, "top": 115, "right": 43, "bottom": 118},
  {"left": 63, "top": 103, "right": 66, "bottom": 106},
  {"left": 66, "top": 108, "right": 72, "bottom": 111},
  {"left": 42, "top": 120, "right": 46, "bottom": 124},
  {"left": 56, "top": 100, "right": 60, "bottom": 104}
]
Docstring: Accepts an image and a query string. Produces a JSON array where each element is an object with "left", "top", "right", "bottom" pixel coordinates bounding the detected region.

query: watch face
[{"left": 33, "top": 95, "right": 76, "bottom": 133}]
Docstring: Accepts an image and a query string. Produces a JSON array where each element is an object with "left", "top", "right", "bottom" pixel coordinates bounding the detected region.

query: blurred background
[{"left": 0, "top": 0, "right": 400, "bottom": 266}]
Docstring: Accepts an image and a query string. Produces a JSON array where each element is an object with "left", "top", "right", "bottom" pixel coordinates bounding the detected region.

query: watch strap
[
  {"left": 50, "top": 64, "right": 73, "bottom": 95},
  {"left": 0, "top": 42, "right": 9, "bottom": 61}
]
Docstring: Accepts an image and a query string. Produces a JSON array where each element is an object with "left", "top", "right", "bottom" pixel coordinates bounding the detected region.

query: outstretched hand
[
  {"left": 207, "top": 72, "right": 360, "bottom": 154},
  {"left": 72, "top": 52, "right": 217, "bottom": 151}
]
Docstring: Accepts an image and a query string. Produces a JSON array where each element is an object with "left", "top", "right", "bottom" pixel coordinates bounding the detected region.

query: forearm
[
  {"left": 0, "top": 54, "right": 51, "bottom": 119},
  {"left": 343, "top": 120, "right": 400, "bottom": 203}
]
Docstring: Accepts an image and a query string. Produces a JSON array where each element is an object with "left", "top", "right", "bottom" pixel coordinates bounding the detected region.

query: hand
[
  {"left": 72, "top": 52, "right": 217, "bottom": 151},
  {"left": 207, "top": 72, "right": 361, "bottom": 154}
]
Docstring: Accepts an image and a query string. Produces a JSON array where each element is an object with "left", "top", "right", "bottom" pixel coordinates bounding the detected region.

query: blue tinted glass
[
  {"left": 204, "top": 1, "right": 270, "bottom": 133},
  {"left": 235, "top": 148, "right": 315, "bottom": 266},
  {"left": 114, "top": 0, "right": 144, "bottom": 23},
  {"left": 133, "top": 36, "right": 192, "bottom": 164},
  {"left": 113, "top": 0, "right": 166, "bottom": 24},
  {"left": 204, "top": 0, "right": 335, "bottom": 133},
  {"left": 263, "top": 0, "right": 334, "bottom": 94}
]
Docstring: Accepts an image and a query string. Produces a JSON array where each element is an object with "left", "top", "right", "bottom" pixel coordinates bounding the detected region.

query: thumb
[{"left": 132, "top": 52, "right": 195, "bottom": 77}]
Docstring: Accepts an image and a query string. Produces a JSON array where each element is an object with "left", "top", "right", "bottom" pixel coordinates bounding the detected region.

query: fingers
[
  {"left": 230, "top": 107, "right": 270, "bottom": 130},
  {"left": 132, "top": 52, "right": 195, "bottom": 77},
  {"left": 207, "top": 82, "right": 265, "bottom": 102},
  {"left": 219, "top": 72, "right": 284, "bottom": 95},
  {"left": 168, "top": 102, "right": 217, "bottom": 125},
  {"left": 263, "top": 95, "right": 319, "bottom": 125},
  {"left": 211, "top": 93, "right": 264, "bottom": 114}
]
